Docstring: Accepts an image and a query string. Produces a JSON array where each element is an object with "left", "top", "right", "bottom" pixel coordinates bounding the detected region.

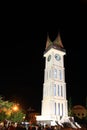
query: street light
[{"left": 12, "top": 104, "right": 19, "bottom": 112}]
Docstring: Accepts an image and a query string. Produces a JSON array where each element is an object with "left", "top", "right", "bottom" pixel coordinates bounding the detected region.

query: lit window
[
  {"left": 61, "top": 86, "right": 63, "bottom": 96},
  {"left": 54, "top": 102, "right": 56, "bottom": 115},
  {"left": 59, "top": 70, "right": 62, "bottom": 80},
  {"left": 54, "top": 84, "right": 56, "bottom": 96},
  {"left": 58, "top": 85, "right": 60, "bottom": 96},
  {"left": 54, "top": 69, "right": 57, "bottom": 78},
  {"left": 58, "top": 103, "right": 60, "bottom": 115},
  {"left": 61, "top": 104, "right": 63, "bottom": 116}
]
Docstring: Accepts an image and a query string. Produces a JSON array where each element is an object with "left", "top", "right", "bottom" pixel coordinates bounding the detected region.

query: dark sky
[{"left": 0, "top": 1, "right": 87, "bottom": 112}]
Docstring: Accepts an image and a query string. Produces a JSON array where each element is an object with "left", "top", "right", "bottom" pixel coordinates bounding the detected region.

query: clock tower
[{"left": 36, "top": 33, "right": 68, "bottom": 125}]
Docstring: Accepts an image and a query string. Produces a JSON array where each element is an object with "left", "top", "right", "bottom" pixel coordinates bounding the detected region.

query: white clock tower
[{"left": 36, "top": 33, "right": 68, "bottom": 125}]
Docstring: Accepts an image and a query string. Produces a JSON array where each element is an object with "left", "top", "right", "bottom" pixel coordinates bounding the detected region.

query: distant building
[
  {"left": 72, "top": 105, "right": 87, "bottom": 119},
  {"left": 36, "top": 33, "right": 68, "bottom": 125}
]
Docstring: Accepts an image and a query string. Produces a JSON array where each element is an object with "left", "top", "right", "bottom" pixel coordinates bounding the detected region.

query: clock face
[
  {"left": 55, "top": 54, "right": 61, "bottom": 61},
  {"left": 47, "top": 55, "right": 51, "bottom": 62}
]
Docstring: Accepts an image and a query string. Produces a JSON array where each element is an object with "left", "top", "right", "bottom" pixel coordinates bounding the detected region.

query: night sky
[{"left": 0, "top": 1, "right": 87, "bottom": 112}]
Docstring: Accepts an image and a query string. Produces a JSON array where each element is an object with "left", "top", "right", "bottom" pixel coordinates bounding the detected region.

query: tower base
[
  {"left": 36, "top": 115, "right": 63, "bottom": 126},
  {"left": 36, "top": 115, "right": 81, "bottom": 129}
]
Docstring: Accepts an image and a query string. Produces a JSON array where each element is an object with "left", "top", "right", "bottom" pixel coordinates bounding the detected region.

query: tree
[
  {"left": 0, "top": 111, "right": 7, "bottom": 121},
  {"left": 68, "top": 97, "right": 73, "bottom": 116},
  {"left": 10, "top": 110, "right": 25, "bottom": 122},
  {"left": 0, "top": 96, "right": 25, "bottom": 123}
]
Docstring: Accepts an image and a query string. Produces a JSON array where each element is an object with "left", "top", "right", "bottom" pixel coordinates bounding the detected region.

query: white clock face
[
  {"left": 47, "top": 55, "right": 51, "bottom": 62},
  {"left": 55, "top": 54, "right": 61, "bottom": 61}
]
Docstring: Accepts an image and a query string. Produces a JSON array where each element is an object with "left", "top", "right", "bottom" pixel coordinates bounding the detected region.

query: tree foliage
[
  {"left": 0, "top": 111, "right": 7, "bottom": 121},
  {"left": 0, "top": 96, "right": 25, "bottom": 123},
  {"left": 68, "top": 97, "right": 73, "bottom": 116},
  {"left": 10, "top": 110, "right": 25, "bottom": 122}
]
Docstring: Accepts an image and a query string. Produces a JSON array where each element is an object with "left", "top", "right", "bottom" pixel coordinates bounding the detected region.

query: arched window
[
  {"left": 54, "top": 69, "right": 57, "bottom": 78},
  {"left": 61, "top": 85, "right": 63, "bottom": 96},
  {"left": 54, "top": 102, "right": 56, "bottom": 115},
  {"left": 59, "top": 70, "right": 62, "bottom": 80},
  {"left": 54, "top": 84, "right": 56, "bottom": 96},
  {"left": 61, "top": 103, "right": 63, "bottom": 116},
  {"left": 58, "top": 103, "right": 60, "bottom": 115},
  {"left": 58, "top": 85, "right": 60, "bottom": 96}
]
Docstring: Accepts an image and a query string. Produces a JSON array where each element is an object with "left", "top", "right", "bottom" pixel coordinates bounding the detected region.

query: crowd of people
[{"left": 0, "top": 121, "right": 86, "bottom": 130}]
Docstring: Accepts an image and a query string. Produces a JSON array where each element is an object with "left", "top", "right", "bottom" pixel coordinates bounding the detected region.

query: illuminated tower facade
[{"left": 36, "top": 33, "right": 68, "bottom": 125}]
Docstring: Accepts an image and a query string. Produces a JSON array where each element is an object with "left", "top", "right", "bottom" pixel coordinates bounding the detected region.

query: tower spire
[
  {"left": 53, "top": 32, "right": 64, "bottom": 48},
  {"left": 45, "top": 33, "right": 52, "bottom": 49},
  {"left": 44, "top": 32, "right": 65, "bottom": 54}
]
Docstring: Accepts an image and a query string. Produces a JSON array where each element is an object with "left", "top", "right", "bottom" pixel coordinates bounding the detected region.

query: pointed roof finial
[
  {"left": 45, "top": 33, "right": 52, "bottom": 49},
  {"left": 53, "top": 32, "right": 64, "bottom": 48}
]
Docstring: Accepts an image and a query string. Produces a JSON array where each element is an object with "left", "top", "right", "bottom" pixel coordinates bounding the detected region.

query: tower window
[
  {"left": 61, "top": 85, "right": 63, "bottom": 96},
  {"left": 54, "top": 69, "right": 57, "bottom": 78},
  {"left": 54, "top": 102, "right": 56, "bottom": 115},
  {"left": 58, "top": 103, "right": 60, "bottom": 115},
  {"left": 61, "top": 103, "right": 63, "bottom": 116},
  {"left": 54, "top": 84, "right": 56, "bottom": 96},
  {"left": 59, "top": 70, "right": 62, "bottom": 80},
  {"left": 58, "top": 85, "right": 60, "bottom": 96}
]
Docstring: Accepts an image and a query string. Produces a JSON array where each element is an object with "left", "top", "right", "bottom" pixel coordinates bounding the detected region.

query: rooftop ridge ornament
[
  {"left": 45, "top": 34, "right": 52, "bottom": 49},
  {"left": 53, "top": 32, "right": 64, "bottom": 48},
  {"left": 45, "top": 32, "right": 64, "bottom": 51}
]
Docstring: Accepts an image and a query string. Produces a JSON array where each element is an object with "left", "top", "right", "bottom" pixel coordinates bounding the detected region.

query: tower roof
[
  {"left": 45, "top": 32, "right": 65, "bottom": 53},
  {"left": 53, "top": 32, "right": 64, "bottom": 48},
  {"left": 45, "top": 34, "right": 52, "bottom": 49}
]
